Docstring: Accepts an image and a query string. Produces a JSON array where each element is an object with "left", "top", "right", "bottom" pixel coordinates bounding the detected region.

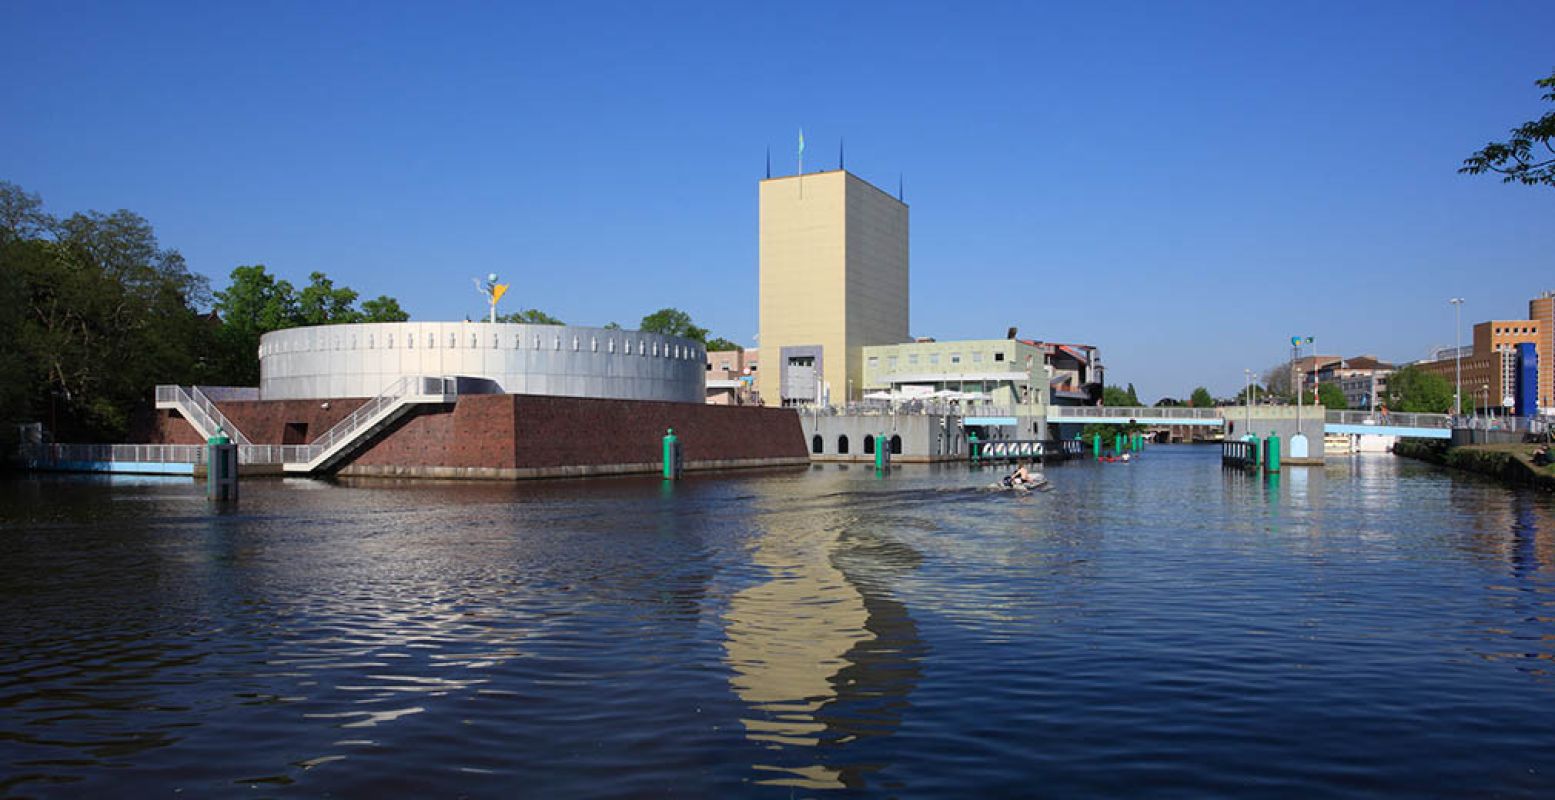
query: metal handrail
[
  {"left": 1324, "top": 410, "right": 1452, "bottom": 429},
  {"left": 1048, "top": 406, "right": 1222, "bottom": 420},
  {"left": 190, "top": 386, "right": 252, "bottom": 444},
  {"left": 301, "top": 375, "right": 456, "bottom": 463}
]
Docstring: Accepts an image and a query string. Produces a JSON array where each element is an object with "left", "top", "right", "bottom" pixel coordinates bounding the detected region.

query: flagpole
[{"left": 798, "top": 127, "right": 805, "bottom": 199}]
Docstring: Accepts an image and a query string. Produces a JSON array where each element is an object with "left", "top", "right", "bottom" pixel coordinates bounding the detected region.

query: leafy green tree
[
  {"left": 705, "top": 337, "right": 741, "bottom": 352},
  {"left": 361, "top": 295, "right": 409, "bottom": 322},
  {"left": 1315, "top": 382, "right": 1347, "bottom": 410},
  {"left": 297, "top": 271, "right": 361, "bottom": 325},
  {"left": 1461, "top": 70, "right": 1555, "bottom": 187},
  {"left": 638, "top": 307, "right": 708, "bottom": 343},
  {"left": 1386, "top": 366, "right": 1453, "bottom": 413},
  {"left": 497, "top": 308, "right": 564, "bottom": 325},
  {"left": 1154, "top": 397, "right": 1182, "bottom": 407},
  {"left": 1101, "top": 384, "right": 1140, "bottom": 406},
  {"left": 603, "top": 321, "right": 622, "bottom": 330},
  {"left": 1189, "top": 386, "right": 1214, "bottom": 408},
  {"left": 1232, "top": 383, "right": 1265, "bottom": 404}
]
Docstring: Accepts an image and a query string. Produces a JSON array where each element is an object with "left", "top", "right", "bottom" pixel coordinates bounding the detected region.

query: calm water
[{"left": 3, "top": 447, "right": 1555, "bottom": 797}]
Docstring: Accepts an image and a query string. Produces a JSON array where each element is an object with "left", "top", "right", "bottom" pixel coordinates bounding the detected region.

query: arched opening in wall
[
  {"left": 863, "top": 435, "right": 876, "bottom": 455},
  {"left": 890, "top": 435, "right": 902, "bottom": 454},
  {"left": 811, "top": 434, "right": 823, "bottom": 454},
  {"left": 838, "top": 435, "right": 850, "bottom": 455}
]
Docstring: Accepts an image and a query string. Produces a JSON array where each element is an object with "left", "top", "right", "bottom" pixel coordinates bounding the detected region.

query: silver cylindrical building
[{"left": 259, "top": 322, "right": 707, "bottom": 403}]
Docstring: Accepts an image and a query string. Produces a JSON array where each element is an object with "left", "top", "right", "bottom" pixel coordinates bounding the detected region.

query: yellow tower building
[{"left": 757, "top": 170, "right": 909, "bottom": 405}]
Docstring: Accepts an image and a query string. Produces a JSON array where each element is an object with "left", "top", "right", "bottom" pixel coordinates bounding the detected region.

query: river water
[{"left": 3, "top": 447, "right": 1554, "bottom": 797}]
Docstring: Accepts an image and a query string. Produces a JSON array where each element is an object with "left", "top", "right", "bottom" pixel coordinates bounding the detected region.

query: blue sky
[{"left": 4, "top": 1, "right": 1552, "bottom": 400}]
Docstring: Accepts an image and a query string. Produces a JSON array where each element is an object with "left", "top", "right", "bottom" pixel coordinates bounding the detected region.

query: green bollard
[
  {"left": 206, "top": 428, "right": 237, "bottom": 501},
  {"left": 1114, "top": 434, "right": 1124, "bottom": 455},
  {"left": 662, "top": 428, "right": 681, "bottom": 479},
  {"left": 874, "top": 433, "right": 889, "bottom": 471},
  {"left": 969, "top": 432, "right": 980, "bottom": 466},
  {"left": 1092, "top": 434, "right": 1102, "bottom": 458},
  {"left": 1266, "top": 430, "right": 1281, "bottom": 473}
]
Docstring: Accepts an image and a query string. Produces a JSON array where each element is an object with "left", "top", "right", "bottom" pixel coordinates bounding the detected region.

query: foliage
[
  {"left": 1315, "top": 382, "right": 1347, "bottom": 410},
  {"left": 496, "top": 308, "right": 564, "bottom": 325},
  {"left": 1, "top": 184, "right": 216, "bottom": 441},
  {"left": 1, "top": 180, "right": 412, "bottom": 441},
  {"left": 360, "top": 295, "right": 409, "bottom": 322},
  {"left": 1232, "top": 383, "right": 1265, "bottom": 404},
  {"left": 603, "top": 321, "right": 622, "bottom": 330},
  {"left": 1154, "top": 397, "right": 1182, "bottom": 407},
  {"left": 1100, "top": 384, "right": 1140, "bottom": 406},
  {"left": 638, "top": 307, "right": 708, "bottom": 343},
  {"left": 1261, "top": 362, "right": 1293, "bottom": 400},
  {"left": 705, "top": 337, "right": 741, "bottom": 352},
  {"left": 1461, "top": 70, "right": 1555, "bottom": 187},
  {"left": 1189, "top": 386, "right": 1214, "bottom": 408},
  {"left": 1386, "top": 366, "right": 1453, "bottom": 413}
]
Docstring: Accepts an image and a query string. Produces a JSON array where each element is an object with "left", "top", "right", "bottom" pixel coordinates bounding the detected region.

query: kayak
[{"left": 989, "top": 477, "right": 1050, "bottom": 492}]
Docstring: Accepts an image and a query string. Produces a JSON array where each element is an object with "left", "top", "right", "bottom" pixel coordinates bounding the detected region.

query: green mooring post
[
  {"left": 206, "top": 428, "right": 237, "bottom": 501},
  {"left": 1250, "top": 435, "right": 1263, "bottom": 470},
  {"left": 1114, "top": 434, "right": 1124, "bottom": 455},
  {"left": 1265, "top": 431, "right": 1281, "bottom": 473},
  {"left": 1092, "top": 434, "right": 1102, "bottom": 458},
  {"left": 969, "top": 432, "right": 980, "bottom": 466},
  {"left": 874, "top": 433, "right": 891, "bottom": 471},
  {"left": 1132, "top": 434, "right": 1142, "bottom": 452},
  {"left": 662, "top": 428, "right": 682, "bottom": 479}
]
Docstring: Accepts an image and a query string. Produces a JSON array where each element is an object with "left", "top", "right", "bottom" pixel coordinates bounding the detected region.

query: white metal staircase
[
  {"left": 283, "top": 376, "right": 458, "bottom": 474},
  {"left": 155, "top": 385, "right": 254, "bottom": 444}
]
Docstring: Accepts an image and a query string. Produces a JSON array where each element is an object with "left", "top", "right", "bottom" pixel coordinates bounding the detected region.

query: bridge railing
[
  {"left": 1221, "top": 439, "right": 1258, "bottom": 468},
  {"left": 1048, "top": 406, "right": 1222, "bottom": 422},
  {"left": 1450, "top": 415, "right": 1549, "bottom": 434},
  {"left": 1324, "top": 410, "right": 1452, "bottom": 429}
]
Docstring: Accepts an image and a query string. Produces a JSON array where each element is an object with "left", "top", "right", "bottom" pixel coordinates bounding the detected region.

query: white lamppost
[{"left": 1450, "top": 297, "right": 1464, "bottom": 417}]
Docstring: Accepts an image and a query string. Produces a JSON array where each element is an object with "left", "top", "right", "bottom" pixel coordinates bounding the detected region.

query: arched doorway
[
  {"left": 889, "top": 435, "right": 902, "bottom": 454},
  {"left": 811, "top": 434, "right": 824, "bottom": 454},
  {"left": 838, "top": 435, "right": 850, "bottom": 455}
]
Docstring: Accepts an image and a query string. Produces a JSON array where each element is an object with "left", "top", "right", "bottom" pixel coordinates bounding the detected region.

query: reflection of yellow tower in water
[{"left": 723, "top": 524, "right": 873, "bottom": 790}]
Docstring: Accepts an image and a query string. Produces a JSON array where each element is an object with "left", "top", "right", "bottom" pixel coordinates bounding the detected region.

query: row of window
[
  {"left": 811, "top": 434, "right": 903, "bottom": 455},
  {"left": 1495, "top": 326, "right": 1537, "bottom": 336},
  {"left": 261, "top": 332, "right": 702, "bottom": 361},
  {"left": 866, "top": 351, "right": 1008, "bottom": 371}
]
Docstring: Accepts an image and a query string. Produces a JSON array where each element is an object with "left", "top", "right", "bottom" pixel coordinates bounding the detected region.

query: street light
[
  {"left": 1450, "top": 298, "right": 1464, "bottom": 417},
  {"left": 1243, "top": 368, "right": 1256, "bottom": 437}
]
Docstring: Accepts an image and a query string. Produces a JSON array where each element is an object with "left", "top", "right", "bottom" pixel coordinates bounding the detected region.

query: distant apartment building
[
  {"left": 705, "top": 347, "right": 759, "bottom": 405},
  {"left": 1413, "top": 319, "right": 1541, "bottom": 414},
  {"left": 859, "top": 338, "right": 1102, "bottom": 408},
  {"left": 1313, "top": 355, "right": 1394, "bottom": 411}
]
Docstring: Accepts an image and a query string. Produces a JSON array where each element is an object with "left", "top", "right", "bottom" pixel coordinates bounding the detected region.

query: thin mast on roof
[
  {"left": 839, "top": 137, "right": 844, "bottom": 171},
  {"left": 798, "top": 127, "right": 805, "bottom": 198}
]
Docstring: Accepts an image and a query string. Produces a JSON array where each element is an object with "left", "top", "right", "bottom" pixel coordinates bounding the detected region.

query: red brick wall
[
  {"left": 142, "top": 398, "right": 369, "bottom": 444},
  {"left": 143, "top": 393, "right": 806, "bottom": 471},
  {"left": 508, "top": 395, "right": 804, "bottom": 468},
  {"left": 351, "top": 394, "right": 516, "bottom": 469},
  {"left": 349, "top": 395, "right": 804, "bottom": 470}
]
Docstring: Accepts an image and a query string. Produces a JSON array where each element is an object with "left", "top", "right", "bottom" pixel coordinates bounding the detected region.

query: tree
[
  {"left": 297, "top": 271, "right": 361, "bottom": 325},
  {"left": 638, "top": 307, "right": 708, "bottom": 343},
  {"left": 1232, "top": 383, "right": 1265, "bottom": 404},
  {"left": 1101, "top": 384, "right": 1139, "bottom": 406},
  {"left": 1461, "top": 70, "right": 1555, "bottom": 187},
  {"left": 0, "top": 180, "right": 52, "bottom": 244},
  {"left": 705, "top": 337, "right": 741, "bottom": 352},
  {"left": 1261, "top": 362, "right": 1293, "bottom": 400},
  {"left": 1387, "top": 366, "right": 1453, "bottom": 413},
  {"left": 1189, "top": 386, "right": 1214, "bottom": 408},
  {"left": 497, "top": 308, "right": 564, "bottom": 325},
  {"left": 1315, "top": 382, "right": 1347, "bottom": 410},
  {"left": 1155, "top": 397, "right": 1183, "bottom": 407},
  {"left": 603, "top": 321, "right": 622, "bottom": 330},
  {"left": 361, "top": 295, "right": 409, "bottom": 322}
]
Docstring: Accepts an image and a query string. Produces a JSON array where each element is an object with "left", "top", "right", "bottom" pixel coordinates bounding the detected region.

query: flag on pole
[{"left": 798, "top": 127, "right": 805, "bottom": 158}]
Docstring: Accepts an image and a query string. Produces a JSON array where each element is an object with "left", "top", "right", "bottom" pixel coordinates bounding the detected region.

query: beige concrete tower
[{"left": 758, "top": 170, "right": 909, "bottom": 405}]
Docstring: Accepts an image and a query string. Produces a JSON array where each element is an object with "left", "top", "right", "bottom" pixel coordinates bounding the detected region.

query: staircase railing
[
  {"left": 190, "top": 386, "right": 252, "bottom": 444},
  {"left": 291, "top": 376, "right": 457, "bottom": 470}
]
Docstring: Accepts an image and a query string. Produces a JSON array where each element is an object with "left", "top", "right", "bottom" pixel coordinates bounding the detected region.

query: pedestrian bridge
[{"left": 1043, "top": 406, "right": 1453, "bottom": 439}]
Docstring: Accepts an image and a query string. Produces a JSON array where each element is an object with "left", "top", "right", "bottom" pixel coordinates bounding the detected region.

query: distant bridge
[{"left": 1042, "top": 406, "right": 1453, "bottom": 440}]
